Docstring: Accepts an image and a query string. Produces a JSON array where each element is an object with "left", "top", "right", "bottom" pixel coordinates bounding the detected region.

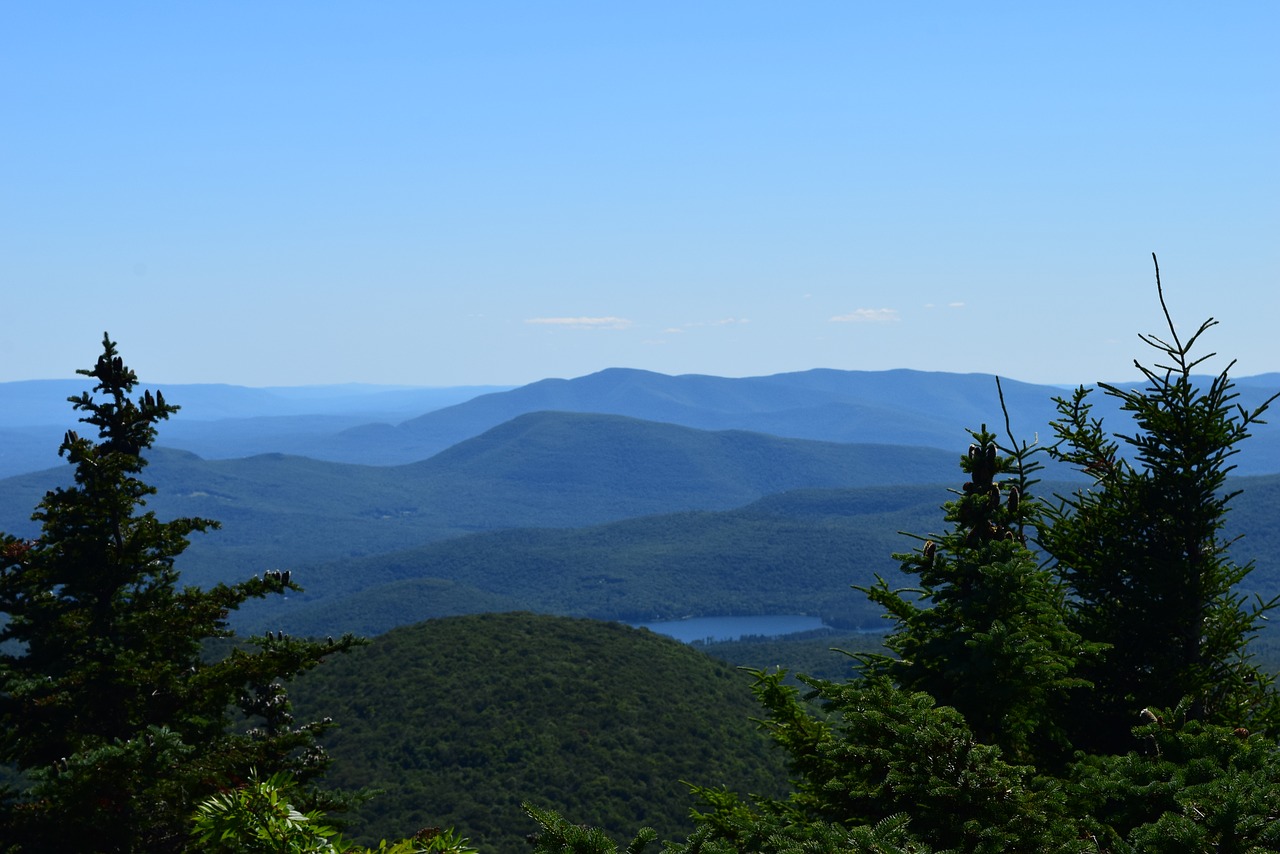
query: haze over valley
[{"left": 3, "top": 366, "right": 1278, "bottom": 642}]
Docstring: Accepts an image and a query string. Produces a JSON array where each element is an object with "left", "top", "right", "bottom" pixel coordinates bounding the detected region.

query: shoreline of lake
[{"left": 630, "top": 614, "right": 835, "bottom": 644}]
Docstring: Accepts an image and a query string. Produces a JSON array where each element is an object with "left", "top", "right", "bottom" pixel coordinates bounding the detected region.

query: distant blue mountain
[
  {"left": 3, "top": 372, "right": 1276, "bottom": 642},
  {"left": 304, "top": 367, "right": 1280, "bottom": 474},
  {"left": 388, "top": 367, "right": 1054, "bottom": 446},
  {"left": 1, "top": 369, "right": 1277, "bottom": 475},
  {"left": 0, "top": 412, "right": 960, "bottom": 589},
  {"left": 0, "top": 379, "right": 511, "bottom": 425},
  {"left": 0, "top": 380, "right": 512, "bottom": 476}
]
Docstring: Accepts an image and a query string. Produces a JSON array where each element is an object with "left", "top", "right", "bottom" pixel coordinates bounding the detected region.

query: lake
[{"left": 630, "top": 614, "right": 831, "bottom": 644}]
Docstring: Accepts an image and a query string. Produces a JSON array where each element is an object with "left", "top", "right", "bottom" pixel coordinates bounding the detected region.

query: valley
[{"left": 3, "top": 367, "right": 1278, "bottom": 646}]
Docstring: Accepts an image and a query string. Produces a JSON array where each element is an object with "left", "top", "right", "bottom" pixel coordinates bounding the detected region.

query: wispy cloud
[
  {"left": 525, "top": 316, "right": 632, "bottom": 330},
  {"left": 682, "top": 317, "right": 750, "bottom": 329},
  {"left": 949, "top": 302, "right": 965, "bottom": 309},
  {"left": 830, "top": 308, "right": 900, "bottom": 323}
]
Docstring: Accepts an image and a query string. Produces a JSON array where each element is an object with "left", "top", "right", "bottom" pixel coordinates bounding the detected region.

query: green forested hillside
[
  {"left": 232, "top": 485, "right": 944, "bottom": 636},
  {"left": 4, "top": 388, "right": 1275, "bottom": 649},
  {"left": 693, "top": 629, "right": 889, "bottom": 682},
  {"left": 288, "top": 613, "right": 790, "bottom": 854},
  {"left": 5, "top": 434, "right": 1275, "bottom": 645},
  {"left": 0, "top": 413, "right": 958, "bottom": 588},
  {"left": 234, "top": 475, "right": 1280, "bottom": 640}
]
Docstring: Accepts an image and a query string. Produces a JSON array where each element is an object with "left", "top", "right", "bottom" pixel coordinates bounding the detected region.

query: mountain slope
[
  {"left": 0, "top": 413, "right": 957, "bottom": 588},
  {"left": 234, "top": 483, "right": 945, "bottom": 636},
  {"left": 409, "top": 409, "right": 957, "bottom": 514},
  {"left": 240, "top": 472, "right": 1280, "bottom": 640},
  {"left": 290, "top": 613, "right": 791, "bottom": 854}
]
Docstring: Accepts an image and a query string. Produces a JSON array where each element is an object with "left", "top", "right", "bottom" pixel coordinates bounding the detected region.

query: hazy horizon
[{"left": 3, "top": 362, "right": 1277, "bottom": 395}]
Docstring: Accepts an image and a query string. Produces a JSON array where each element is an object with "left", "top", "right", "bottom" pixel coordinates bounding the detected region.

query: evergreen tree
[
  {"left": 0, "top": 334, "right": 361, "bottom": 852},
  {"left": 669, "top": 672, "right": 1073, "bottom": 853},
  {"left": 524, "top": 803, "right": 656, "bottom": 854},
  {"left": 1068, "top": 701, "right": 1280, "bottom": 851},
  {"left": 1039, "top": 256, "right": 1280, "bottom": 752},
  {"left": 859, "top": 420, "right": 1095, "bottom": 767}
]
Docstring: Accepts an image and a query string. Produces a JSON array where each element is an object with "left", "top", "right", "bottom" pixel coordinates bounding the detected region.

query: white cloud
[
  {"left": 524, "top": 316, "right": 632, "bottom": 330},
  {"left": 682, "top": 317, "right": 750, "bottom": 329},
  {"left": 949, "top": 302, "right": 965, "bottom": 309},
  {"left": 830, "top": 308, "right": 900, "bottom": 323}
]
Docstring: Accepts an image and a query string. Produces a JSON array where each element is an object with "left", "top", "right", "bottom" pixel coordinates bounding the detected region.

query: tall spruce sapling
[
  {"left": 1040, "top": 255, "right": 1280, "bottom": 753},
  {"left": 0, "top": 334, "right": 361, "bottom": 853},
  {"left": 858, "top": 411, "right": 1096, "bottom": 767}
]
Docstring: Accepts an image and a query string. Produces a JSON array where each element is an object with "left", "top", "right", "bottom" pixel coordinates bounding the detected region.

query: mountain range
[
  {"left": 4, "top": 368, "right": 1277, "bottom": 476},
  {"left": 1, "top": 366, "right": 1277, "bottom": 640}
]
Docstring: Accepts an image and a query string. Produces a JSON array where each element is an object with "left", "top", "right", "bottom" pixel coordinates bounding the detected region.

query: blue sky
[{"left": 2, "top": 3, "right": 1275, "bottom": 387}]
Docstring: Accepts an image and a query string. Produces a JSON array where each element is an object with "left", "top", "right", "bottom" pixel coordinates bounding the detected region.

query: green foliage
[
  {"left": 1069, "top": 705, "right": 1280, "bottom": 851},
  {"left": 859, "top": 422, "right": 1096, "bottom": 766},
  {"left": 192, "top": 769, "right": 478, "bottom": 854},
  {"left": 672, "top": 796, "right": 925, "bottom": 854},
  {"left": 192, "top": 769, "right": 349, "bottom": 853},
  {"left": 0, "top": 335, "right": 361, "bottom": 852},
  {"left": 693, "top": 629, "right": 888, "bottom": 683},
  {"left": 287, "top": 613, "right": 790, "bottom": 854},
  {"left": 524, "top": 803, "right": 656, "bottom": 854},
  {"left": 1041, "top": 258, "right": 1280, "bottom": 751},
  {"left": 677, "top": 671, "right": 1073, "bottom": 853}
]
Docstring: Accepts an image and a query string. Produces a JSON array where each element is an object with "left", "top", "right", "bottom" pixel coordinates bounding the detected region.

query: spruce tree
[
  {"left": 1039, "top": 255, "right": 1280, "bottom": 752},
  {"left": 0, "top": 334, "right": 360, "bottom": 852},
  {"left": 671, "top": 672, "right": 1073, "bottom": 853},
  {"left": 859, "top": 419, "right": 1095, "bottom": 767}
]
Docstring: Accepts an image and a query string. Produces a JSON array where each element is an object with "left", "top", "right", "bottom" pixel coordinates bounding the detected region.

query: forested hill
[
  {"left": 0, "top": 413, "right": 958, "bottom": 587},
  {"left": 233, "top": 473, "right": 1280, "bottom": 639},
  {"left": 233, "top": 484, "right": 946, "bottom": 636},
  {"left": 4, "top": 408, "right": 1277, "bottom": 644},
  {"left": 289, "top": 612, "right": 791, "bottom": 854}
]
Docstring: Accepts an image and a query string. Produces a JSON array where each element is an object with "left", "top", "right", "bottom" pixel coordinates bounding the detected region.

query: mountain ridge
[
  {"left": 2, "top": 368, "right": 1276, "bottom": 475},
  {"left": 0, "top": 411, "right": 961, "bottom": 589}
]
